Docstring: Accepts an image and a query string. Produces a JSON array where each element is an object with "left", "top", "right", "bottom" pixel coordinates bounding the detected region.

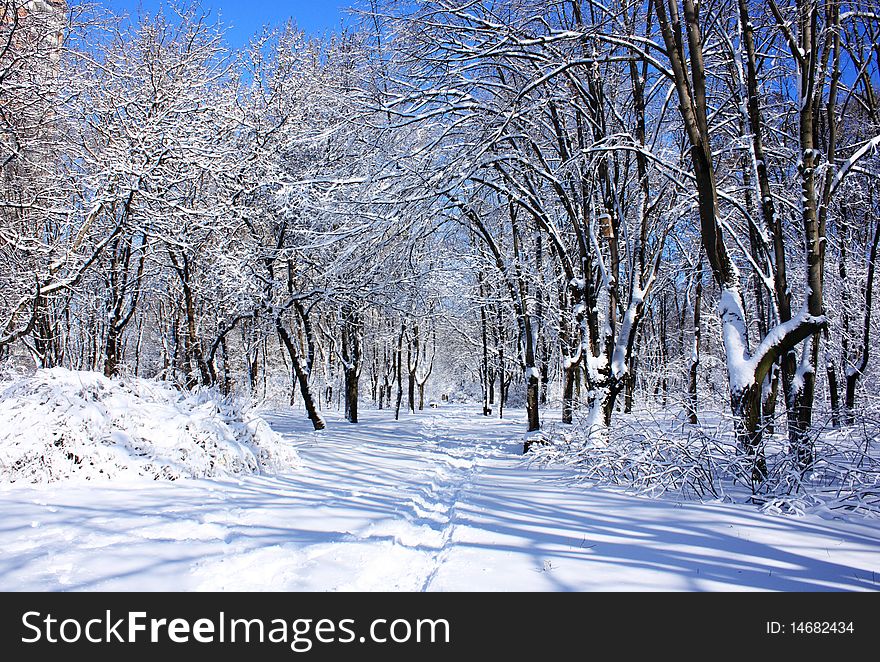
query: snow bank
[{"left": 0, "top": 369, "right": 299, "bottom": 484}]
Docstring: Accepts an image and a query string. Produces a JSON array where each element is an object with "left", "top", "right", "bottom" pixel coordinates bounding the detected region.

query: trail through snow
[{"left": 1, "top": 406, "right": 878, "bottom": 591}]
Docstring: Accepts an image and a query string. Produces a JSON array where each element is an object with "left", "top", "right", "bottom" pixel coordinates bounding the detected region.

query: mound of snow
[{"left": 0, "top": 369, "right": 298, "bottom": 483}]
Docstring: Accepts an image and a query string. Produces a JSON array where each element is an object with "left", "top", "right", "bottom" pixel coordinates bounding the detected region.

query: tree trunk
[
  {"left": 394, "top": 323, "right": 405, "bottom": 421},
  {"left": 657, "top": 293, "right": 668, "bottom": 406},
  {"left": 762, "top": 365, "right": 779, "bottom": 435},
  {"left": 406, "top": 323, "right": 419, "bottom": 415},
  {"left": 602, "top": 380, "right": 626, "bottom": 427},
  {"left": 842, "top": 212, "right": 880, "bottom": 424},
  {"left": 104, "top": 325, "right": 121, "bottom": 379},
  {"left": 498, "top": 371, "right": 507, "bottom": 420},
  {"left": 277, "top": 322, "right": 325, "bottom": 431},
  {"left": 687, "top": 260, "right": 702, "bottom": 425},
  {"left": 521, "top": 314, "right": 541, "bottom": 440},
  {"left": 345, "top": 367, "right": 358, "bottom": 424},
  {"left": 731, "top": 385, "right": 768, "bottom": 485},
  {"left": 844, "top": 373, "right": 857, "bottom": 425},
  {"left": 826, "top": 346, "right": 840, "bottom": 428},
  {"left": 220, "top": 335, "right": 230, "bottom": 395},
  {"left": 562, "top": 364, "right": 575, "bottom": 424},
  {"left": 523, "top": 372, "right": 541, "bottom": 452},
  {"left": 340, "top": 305, "right": 361, "bottom": 424},
  {"left": 624, "top": 362, "right": 636, "bottom": 414},
  {"left": 479, "top": 272, "right": 491, "bottom": 416},
  {"left": 539, "top": 362, "right": 549, "bottom": 405}
]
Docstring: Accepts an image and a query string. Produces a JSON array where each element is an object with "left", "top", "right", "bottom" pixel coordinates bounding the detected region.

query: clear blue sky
[{"left": 83, "top": 1, "right": 353, "bottom": 46}]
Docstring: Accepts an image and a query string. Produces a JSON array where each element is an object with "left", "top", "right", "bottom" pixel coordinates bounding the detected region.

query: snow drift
[{"left": 0, "top": 369, "right": 299, "bottom": 483}]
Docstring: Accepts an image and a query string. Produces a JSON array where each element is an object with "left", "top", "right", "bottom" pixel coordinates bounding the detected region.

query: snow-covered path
[{"left": 1, "top": 406, "right": 879, "bottom": 591}]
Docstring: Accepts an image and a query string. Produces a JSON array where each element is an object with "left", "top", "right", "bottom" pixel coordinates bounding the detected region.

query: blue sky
[{"left": 84, "top": 1, "right": 353, "bottom": 46}]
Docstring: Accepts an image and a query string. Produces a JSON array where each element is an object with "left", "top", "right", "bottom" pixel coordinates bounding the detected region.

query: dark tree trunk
[
  {"left": 345, "top": 367, "right": 359, "bottom": 424},
  {"left": 479, "top": 272, "right": 491, "bottom": 416},
  {"left": 562, "top": 365, "right": 575, "bottom": 424},
  {"left": 657, "top": 294, "right": 668, "bottom": 406},
  {"left": 277, "top": 322, "right": 325, "bottom": 431},
  {"left": 762, "top": 365, "right": 779, "bottom": 435},
  {"left": 102, "top": 233, "right": 147, "bottom": 378},
  {"left": 539, "top": 360, "right": 549, "bottom": 406},
  {"left": 132, "top": 317, "right": 142, "bottom": 377},
  {"left": 523, "top": 372, "right": 541, "bottom": 452},
  {"left": 104, "top": 325, "right": 121, "bottom": 379},
  {"left": 406, "top": 323, "right": 419, "bottom": 415},
  {"left": 624, "top": 362, "right": 636, "bottom": 414},
  {"left": 687, "top": 260, "right": 702, "bottom": 425},
  {"left": 220, "top": 335, "right": 230, "bottom": 395},
  {"left": 522, "top": 319, "right": 541, "bottom": 440},
  {"left": 827, "top": 349, "right": 840, "bottom": 428},
  {"left": 844, "top": 373, "right": 857, "bottom": 424},
  {"left": 394, "top": 323, "right": 405, "bottom": 421},
  {"left": 497, "top": 354, "right": 505, "bottom": 419},
  {"left": 500, "top": 372, "right": 512, "bottom": 420},
  {"left": 731, "top": 385, "right": 768, "bottom": 485},
  {"left": 340, "top": 305, "right": 361, "bottom": 424},
  {"left": 602, "top": 381, "right": 626, "bottom": 427},
  {"left": 248, "top": 351, "right": 258, "bottom": 393},
  {"left": 380, "top": 374, "right": 390, "bottom": 410}
]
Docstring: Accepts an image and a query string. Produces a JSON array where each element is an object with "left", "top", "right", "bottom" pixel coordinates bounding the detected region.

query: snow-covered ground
[{"left": 1, "top": 405, "right": 878, "bottom": 591}]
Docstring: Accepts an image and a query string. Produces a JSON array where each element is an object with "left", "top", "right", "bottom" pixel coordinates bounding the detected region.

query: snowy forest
[{"left": 1, "top": 0, "right": 879, "bottom": 592}]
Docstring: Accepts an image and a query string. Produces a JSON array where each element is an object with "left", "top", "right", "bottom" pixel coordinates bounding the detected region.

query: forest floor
[{"left": 1, "top": 405, "right": 879, "bottom": 591}]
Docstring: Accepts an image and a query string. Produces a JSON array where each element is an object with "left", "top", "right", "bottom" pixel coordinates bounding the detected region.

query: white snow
[
  {"left": 0, "top": 369, "right": 298, "bottom": 483},
  {"left": 718, "top": 288, "right": 753, "bottom": 392},
  {"left": 718, "top": 290, "right": 824, "bottom": 393},
  {"left": 611, "top": 287, "right": 645, "bottom": 380},
  {"left": 829, "top": 134, "right": 880, "bottom": 196},
  {"left": 1, "top": 406, "right": 877, "bottom": 591},
  {"left": 791, "top": 342, "right": 816, "bottom": 396}
]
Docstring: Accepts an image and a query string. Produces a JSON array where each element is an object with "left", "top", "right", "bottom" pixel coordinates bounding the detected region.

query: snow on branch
[
  {"left": 720, "top": 289, "right": 826, "bottom": 392},
  {"left": 829, "top": 134, "right": 880, "bottom": 198}
]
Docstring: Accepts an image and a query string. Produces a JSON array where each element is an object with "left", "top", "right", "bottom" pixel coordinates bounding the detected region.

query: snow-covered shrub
[
  {"left": 0, "top": 369, "right": 299, "bottom": 483},
  {"left": 527, "top": 412, "right": 749, "bottom": 500},
  {"left": 758, "top": 414, "right": 880, "bottom": 517},
  {"left": 528, "top": 404, "right": 880, "bottom": 518}
]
